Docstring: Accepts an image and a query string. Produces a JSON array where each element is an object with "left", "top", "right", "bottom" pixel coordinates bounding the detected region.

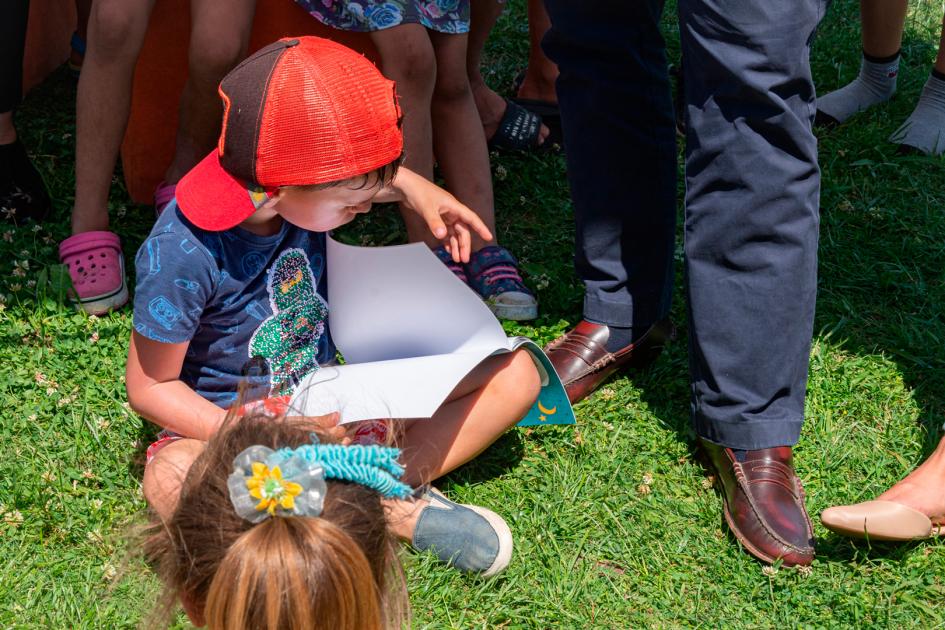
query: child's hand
[
  {"left": 392, "top": 168, "right": 493, "bottom": 262},
  {"left": 286, "top": 411, "right": 353, "bottom": 445}
]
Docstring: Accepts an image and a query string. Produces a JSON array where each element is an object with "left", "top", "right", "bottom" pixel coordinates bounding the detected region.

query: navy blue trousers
[
  {"left": 542, "top": 0, "right": 677, "bottom": 333},
  {"left": 543, "top": 0, "right": 826, "bottom": 449}
]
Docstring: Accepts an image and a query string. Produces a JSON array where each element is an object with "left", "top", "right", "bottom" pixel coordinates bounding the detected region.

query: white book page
[
  {"left": 289, "top": 349, "right": 496, "bottom": 423},
  {"left": 326, "top": 237, "right": 510, "bottom": 364},
  {"left": 289, "top": 239, "right": 577, "bottom": 427}
]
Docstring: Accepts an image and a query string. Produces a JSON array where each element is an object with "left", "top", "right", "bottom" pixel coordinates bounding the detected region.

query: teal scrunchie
[{"left": 228, "top": 442, "right": 412, "bottom": 523}]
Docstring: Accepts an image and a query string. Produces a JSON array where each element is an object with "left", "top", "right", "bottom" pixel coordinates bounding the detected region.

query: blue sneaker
[
  {"left": 411, "top": 487, "right": 513, "bottom": 576},
  {"left": 465, "top": 245, "right": 537, "bottom": 321},
  {"left": 432, "top": 245, "right": 470, "bottom": 283}
]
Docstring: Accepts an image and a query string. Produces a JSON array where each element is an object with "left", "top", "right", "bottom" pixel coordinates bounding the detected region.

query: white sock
[
  {"left": 889, "top": 72, "right": 945, "bottom": 155},
  {"left": 817, "top": 53, "right": 899, "bottom": 124}
]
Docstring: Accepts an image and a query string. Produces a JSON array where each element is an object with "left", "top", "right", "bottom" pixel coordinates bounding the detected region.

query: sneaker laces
[{"left": 474, "top": 264, "right": 524, "bottom": 286}]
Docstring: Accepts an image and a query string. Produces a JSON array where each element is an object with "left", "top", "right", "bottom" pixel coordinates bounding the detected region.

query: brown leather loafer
[
  {"left": 544, "top": 319, "right": 674, "bottom": 404},
  {"left": 700, "top": 439, "right": 815, "bottom": 566}
]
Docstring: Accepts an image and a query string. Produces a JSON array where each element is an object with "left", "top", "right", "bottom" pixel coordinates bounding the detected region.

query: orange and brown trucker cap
[{"left": 176, "top": 36, "right": 403, "bottom": 231}]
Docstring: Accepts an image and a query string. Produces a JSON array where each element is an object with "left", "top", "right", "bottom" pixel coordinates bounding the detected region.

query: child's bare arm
[
  {"left": 376, "top": 167, "right": 493, "bottom": 262},
  {"left": 126, "top": 331, "right": 226, "bottom": 441}
]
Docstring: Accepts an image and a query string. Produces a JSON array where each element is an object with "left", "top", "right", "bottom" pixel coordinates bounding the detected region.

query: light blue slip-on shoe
[{"left": 411, "top": 487, "right": 513, "bottom": 577}]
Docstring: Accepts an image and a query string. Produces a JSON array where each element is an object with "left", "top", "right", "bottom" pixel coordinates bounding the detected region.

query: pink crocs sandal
[
  {"left": 154, "top": 181, "right": 177, "bottom": 217},
  {"left": 58, "top": 230, "right": 129, "bottom": 315}
]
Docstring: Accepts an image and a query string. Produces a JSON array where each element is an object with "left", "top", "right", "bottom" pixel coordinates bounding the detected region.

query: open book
[{"left": 289, "top": 237, "right": 575, "bottom": 427}]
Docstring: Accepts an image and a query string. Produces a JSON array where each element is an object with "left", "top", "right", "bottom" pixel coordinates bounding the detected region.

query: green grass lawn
[{"left": 2, "top": 1, "right": 944, "bottom": 627}]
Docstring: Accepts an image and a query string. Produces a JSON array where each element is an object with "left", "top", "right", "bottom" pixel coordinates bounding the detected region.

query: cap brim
[{"left": 176, "top": 151, "right": 259, "bottom": 231}]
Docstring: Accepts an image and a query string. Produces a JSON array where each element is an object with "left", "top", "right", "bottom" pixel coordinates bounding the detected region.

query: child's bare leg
[
  {"left": 370, "top": 25, "right": 438, "bottom": 245},
  {"left": 816, "top": 0, "right": 908, "bottom": 127},
  {"left": 72, "top": 0, "right": 156, "bottom": 234},
  {"left": 517, "top": 0, "right": 557, "bottom": 103},
  {"left": 142, "top": 439, "right": 206, "bottom": 522},
  {"left": 430, "top": 31, "right": 497, "bottom": 251},
  {"left": 861, "top": 0, "right": 908, "bottom": 58},
  {"left": 466, "top": 0, "right": 548, "bottom": 143},
  {"left": 466, "top": 0, "right": 505, "bottom": 132},
  {"left": 162, "top": 0, "right": 256, "bottom": 184},
  {"left": 384, "top": 349, "right": 540, "bottom": 541},
  {"left": 402, "top": 349, "right": 539, "bottom": 481},
  {"left": 0, "top": 113, "right": 14, "bottom": 145},
  {"left": 383, "top": 497, "right": 427, "bottom": 541}
]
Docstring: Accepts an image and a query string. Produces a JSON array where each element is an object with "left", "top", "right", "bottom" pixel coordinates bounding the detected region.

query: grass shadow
[
  {"left": 126, "top": 420, "right": 160, "bottom": 483},
  {"left": 438, "top": 429, "right": 526, "bottom": 489},
  {"left": 817, "top": 531, "right": 942, "bottom": 562},
  {"left": 812, "top": 4, "right": 945, "bottom": 446}
]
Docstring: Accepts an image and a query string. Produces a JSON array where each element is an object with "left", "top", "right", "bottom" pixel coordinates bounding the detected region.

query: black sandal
[
  {"left": 509, "top": 97, "right": 561, "bottom": 146},
  {"left": 487, "top": 99, "right": 550, "bottom": 152},
  {"left": 510, "top": 68, "right": 562, "bottom": 147}
]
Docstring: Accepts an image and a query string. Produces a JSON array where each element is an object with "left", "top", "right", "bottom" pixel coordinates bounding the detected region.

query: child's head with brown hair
[
  {"left": 174, "top": 36, "right": 405, "bottom": 235},
  {"left": 144, "top": 414, "right": 409, "bottom": 629}
]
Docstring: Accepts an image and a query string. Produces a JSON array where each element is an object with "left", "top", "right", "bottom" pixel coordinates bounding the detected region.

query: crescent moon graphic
[{"left": 537, "top": 401, "right": 557, "bottom": 416}]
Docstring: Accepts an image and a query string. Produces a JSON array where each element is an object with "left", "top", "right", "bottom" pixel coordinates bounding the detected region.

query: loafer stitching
[
  {"left": 564, "top": 357, "right": 619, "bottom": 385},
  {"left": 731, "top": 459, "right": 814, "bottom": 556},
  {"left": 548, "top": 319, "right": 673, "bottom": 389}
]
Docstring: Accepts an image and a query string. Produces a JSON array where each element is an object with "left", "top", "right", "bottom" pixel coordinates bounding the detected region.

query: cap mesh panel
[{"left": 255, "top": 37, "right": 402, "bottom": 186}]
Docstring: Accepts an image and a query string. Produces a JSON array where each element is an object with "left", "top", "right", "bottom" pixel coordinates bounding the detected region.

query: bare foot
[
  {"left": 471, "top": 81, "right": 549, "bottom": 146},
  {"left": 876, "top": 448, "right": 945, "bottom": 525},
  {"left": 516, "top": 67, "right": 558, "bottom": 104}
]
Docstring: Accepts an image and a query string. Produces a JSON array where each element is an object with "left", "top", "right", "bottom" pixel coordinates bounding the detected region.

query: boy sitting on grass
[{"left": 126, "top": 36, "right": 540, "bottom": 576}]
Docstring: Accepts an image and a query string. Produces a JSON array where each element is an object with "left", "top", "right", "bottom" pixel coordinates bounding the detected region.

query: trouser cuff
[{"left": 694, "top": 416, "right": 803, "bottom": 450}]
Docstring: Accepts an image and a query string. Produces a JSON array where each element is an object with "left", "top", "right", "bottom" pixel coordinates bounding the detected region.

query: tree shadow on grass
[
  {"left": 812, "top": 16, "right": 945, "bottom": 460},
  {"left": 810, "top": 27, "right": 945, "bottom": 541}
]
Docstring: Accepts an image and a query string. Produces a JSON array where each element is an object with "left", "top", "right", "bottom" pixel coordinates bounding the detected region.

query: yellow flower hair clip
[
  {"left": 228, "top": 445, "right": 328, "bottom": 523},
  {"left": 246, "top": 462, "right": 303, "bottom": 515}
]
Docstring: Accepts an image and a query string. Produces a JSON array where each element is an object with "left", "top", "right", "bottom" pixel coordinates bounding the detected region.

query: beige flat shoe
[{"left": 821, "top": 500, "right": 943, "bottom": 541}]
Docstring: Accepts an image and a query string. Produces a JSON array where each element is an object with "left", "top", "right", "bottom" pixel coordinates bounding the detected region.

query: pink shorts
[{"left": 145, "top": 429, "right": 185, "bottom": 464}]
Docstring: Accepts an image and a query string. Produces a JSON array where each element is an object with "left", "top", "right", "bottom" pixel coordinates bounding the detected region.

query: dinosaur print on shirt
[{"left": 248, "top": 247, "right": 329, "bottom": 394}]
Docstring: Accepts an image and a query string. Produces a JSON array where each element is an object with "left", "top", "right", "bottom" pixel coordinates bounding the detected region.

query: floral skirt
[{"left": 294, "top": 0, "right": 470, "bottom": 34}]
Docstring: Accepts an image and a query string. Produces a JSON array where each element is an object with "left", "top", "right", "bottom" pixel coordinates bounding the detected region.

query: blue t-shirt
[{"left": 133, "top": 202, "right": 335, "bottom": 409}]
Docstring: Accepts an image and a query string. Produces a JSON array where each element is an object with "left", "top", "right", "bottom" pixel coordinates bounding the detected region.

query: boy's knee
[{"left": 143, "top": 439, "right": 205, "bottom": 521}]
